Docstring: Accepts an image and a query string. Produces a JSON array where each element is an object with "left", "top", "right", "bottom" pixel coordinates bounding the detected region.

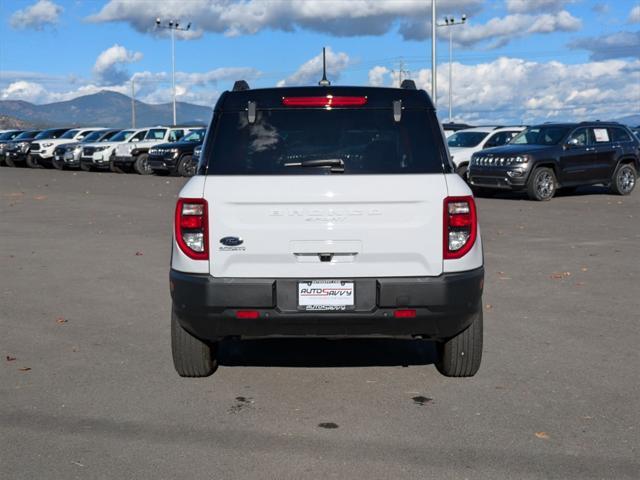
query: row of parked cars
[
  {"left": 0, "top": 125, "right": 206, "bottom": 177},
  {"left": 443, "top": 122, "right": 640, "bottom": 201}
]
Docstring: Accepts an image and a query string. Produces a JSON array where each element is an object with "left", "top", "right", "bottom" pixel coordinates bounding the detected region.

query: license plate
[
  {"left": 298, "top": 280, "right": 355, "bottom": 311},
  {"left": 64, "top": 153, "right": 73, "bottom": 160}
]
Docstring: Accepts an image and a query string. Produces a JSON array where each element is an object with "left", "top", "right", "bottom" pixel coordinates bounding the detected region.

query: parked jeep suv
[
  {"left": 113, "top": 126, "right": 199, "bottom": 175},
  {"left": 469, "top": 122, "right": 639, "bottom": 200},
  {"left": 170, "top": 81, "right": 484, "bottom": 378},
  {"left": 148, "top": 128, "right": 206, "bottom": 176},
  {"left": 448, "top": 126, "right": 525, "bottom": 180}
]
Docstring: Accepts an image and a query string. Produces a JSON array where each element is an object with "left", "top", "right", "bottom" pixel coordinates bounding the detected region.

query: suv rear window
[{"left": 205, "top": 109, "right": 443, "bottom": 174}]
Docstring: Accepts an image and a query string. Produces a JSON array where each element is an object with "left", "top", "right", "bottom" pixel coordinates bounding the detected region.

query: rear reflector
[
  {"left": 282, "top": 95, "right": 367, "bottom": 108},
  {"left": 443, "top": 196, "right": 477, "bottom": 259},
  {"left": 175, "top": 198, "right": 208, "bottom": 261},
  {"left": 394, "top": 309, "right": 417, "bottom": 318},
  {"left": 236, "top": 310, "right": 259, "bottom": 319}
]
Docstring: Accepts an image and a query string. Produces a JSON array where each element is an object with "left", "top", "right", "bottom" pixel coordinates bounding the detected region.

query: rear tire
[
  {"left": 610, "top": 163, "right": 636, "bottom": 196},
  {"left": 52, "top": 158, "right": 65, "bottom": 170},
  {"left": 5, "top": 156, "right": 16, "bottom": 167},
  {"left": 109, "top": 158, "right": 124, "bottom": 173},
  {"left": 171, "top": 307, "right": 218, "bottom": 377},
  {"left": 435, "top": 308, "right": 483, "bottom": 377},
  {"left": 25, "top": 154, "right": 41, "bottom": 169},
  {"left": 527, "top": 167, "right": 556, "bottom": 201},
  {"left": 133, "top": 153, "right": 152, "bottom": 175}
]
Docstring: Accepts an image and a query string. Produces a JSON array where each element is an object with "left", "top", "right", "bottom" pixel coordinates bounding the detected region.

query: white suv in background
[
  {"left": 169, "top": 81, "right": 485, "bottom": 379},
  {"left": 80, "top": 128, "right": 149, "bottom": 172},
  {"left": 29, "top": 127, "right": 106, "bottom": 168},
  {"left": 113, "top": 126, "right": 199, "bottom": 175},
  {"left": 447, "top": 126, "right": 525, "bottom": 180}
]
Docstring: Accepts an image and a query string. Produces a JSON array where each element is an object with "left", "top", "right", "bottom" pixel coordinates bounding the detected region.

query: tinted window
[
  {"left": 0, "top": 131, "right": 21, "bottom": 140},
  {"left": 447, "top": 131, "right": 489, "bottom": 148},
  {"left": 110, "top": 130, "right": 134, "bottom": 142},
  {"left": 61, "top": 129, "right": 81, "bottom": 139},
  {"left": 100, "top": 130, "right": 120, "bottom": 141},
  {"left": 132, "top": 130, "right": 148, "bottom": 141},
  {"left": 511, "top": 126, "right": 570, "bottom": 145},
  {"left": 484, "top": 130, "right": 520, "bottom": 148},
  {"left": 609, "top": 128, "right": 631, "bottom": 142},
  {"left": 35, "top": 129, "right": 68, "bottom": 139},
  {"left": 81, "top": 131, "right": 103, "bottom": 143},
  {"left": 206, "top": 109, "right": 443, "bottom": 175},
  {"left": 168, "top": 130, "right": 184, "bottom": 142},
  {"left": 16, "top": 131, "right": 40, "bottom": 139},
  {"left": 181, "top": 130, "right": 205, "bottom": 142},
  {"left": 145, "top": 128, "right": 167, "bottom": 140},
  {"left": 567, "top": 128, "right": 590, "bottom": 146}
]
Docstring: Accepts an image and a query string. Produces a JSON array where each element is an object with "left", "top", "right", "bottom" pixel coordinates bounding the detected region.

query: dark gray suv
[{"left": 469, "top": 122, "right": 639, "bottom": 201}]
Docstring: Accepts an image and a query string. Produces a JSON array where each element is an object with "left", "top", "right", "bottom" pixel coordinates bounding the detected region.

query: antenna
[{"left": 318, "top": 47, "right": 331, "bottom": 86}]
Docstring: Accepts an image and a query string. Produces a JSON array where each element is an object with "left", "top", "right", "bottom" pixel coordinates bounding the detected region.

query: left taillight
[
  {"left": 175, "top": 198, "right": 208, "bottom": 260},
  {"left": 443, "top": 196, "right": 477, "bottom": 260}
]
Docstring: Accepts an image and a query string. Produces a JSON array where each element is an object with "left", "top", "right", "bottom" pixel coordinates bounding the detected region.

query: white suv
[
  {"left": 170, "top": 82, "right": 484, "bottom": 378},
  {"left": 113, "top": 126, "right": 196, "bottom": 175},
  {"left": 29, "top": 127, "right": 106, "bottom": 168},
  {"left": 447, "top": 126, "right": 525, "bottom": 180},
  {"left": 80, "top": 128, "right": 149, "bottom": 171}
]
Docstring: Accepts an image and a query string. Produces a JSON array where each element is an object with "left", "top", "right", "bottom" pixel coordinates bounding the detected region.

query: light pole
[
  {"left": 437, "top": 15, "right": 466, "bottom": 122},
  {"left": 431, "top": 0, "right": 437, "bottom": 107},
  {"left": 155, "top": 18, "right": 191, "bottom": 126}
]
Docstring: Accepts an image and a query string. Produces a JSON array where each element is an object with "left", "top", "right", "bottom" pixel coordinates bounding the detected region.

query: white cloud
[
  {"left": 445, "top": 11, "right": 581, "bottom": 48},
  {"left": 1, "top": 67, "right": 261, "bottom": 107},
  {"left": 368, "top": 57, "right": 640, "bottom": 124},
  {"left": 10, "top": 0, "right": 62, "bottom": 30},
  {"left": 505, "top": 0, "right": 574, "bottom": 14},
  {"left": 87, "top": 0, "right": 483, "bottom": 40},
  {"left": 277, "top": 48, "right": 350, "bottom": 87},
  {"left": 368, "top": 66, "right": 390, "bottom": 87},
  {"left": 93, "top": 44, "right": 143, "bottom": 85},
  {"left": 570, "top": 31, "right": 640, "bottom": 61},
  {"left": 629, "top": 5, "right": 640, "bottom": 23}
]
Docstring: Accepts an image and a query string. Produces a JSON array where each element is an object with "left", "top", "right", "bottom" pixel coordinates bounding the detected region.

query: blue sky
[{"left": 1, "top": 0, "right": 639, "bottom": 123}]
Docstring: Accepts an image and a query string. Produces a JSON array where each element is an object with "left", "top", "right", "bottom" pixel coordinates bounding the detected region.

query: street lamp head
[
  {"left": 461, "top": 14, "right": 467, "bottom": 23},
  {"left": 155, "top": 18, "right": 161, "bottom": 26},
  {"left": 444, "top": 17, "right": 449, "bottom": 24},
  {"left": 186, "top": 22, "right": 191, "bottom": 30},
  {"left": 169, "top": 20, "right": 173, "bottom": 27}
]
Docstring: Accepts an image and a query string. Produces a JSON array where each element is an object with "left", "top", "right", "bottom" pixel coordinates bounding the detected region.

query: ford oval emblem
[{"left": 220, "top": 236, "right": 243, "bottom": 247}]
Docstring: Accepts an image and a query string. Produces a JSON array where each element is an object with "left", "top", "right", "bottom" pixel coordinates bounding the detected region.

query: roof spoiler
[
  {"left": 232, "top": 80, "right": 250, "bottom": 92},
  {"left": 400, "top": 79, "right": 417, "bottom": 90}
]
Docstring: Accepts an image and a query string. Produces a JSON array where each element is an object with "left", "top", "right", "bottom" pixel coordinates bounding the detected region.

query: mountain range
[{"left": 0, "top": 91, "right": 212, "bottom": 128}]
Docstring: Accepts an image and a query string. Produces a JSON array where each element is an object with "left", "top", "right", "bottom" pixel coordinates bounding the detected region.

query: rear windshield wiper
[{"left": 284, "top": 158, "right": 344, "bottom": 173}]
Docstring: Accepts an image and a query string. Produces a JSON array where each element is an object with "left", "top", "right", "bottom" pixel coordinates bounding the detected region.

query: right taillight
[
  {"left": 443, "top": 196, "right": 477, "bottom": 260},
  {"left": 175, "top": 198, "right": 208, "bottom": 260}
]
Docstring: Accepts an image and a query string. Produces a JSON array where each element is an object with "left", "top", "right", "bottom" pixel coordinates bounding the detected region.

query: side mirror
[{"left": 564, "top": 138, "right": 580, "bottom": 149}]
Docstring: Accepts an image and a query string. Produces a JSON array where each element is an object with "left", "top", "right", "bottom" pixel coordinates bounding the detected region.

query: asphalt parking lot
[{"left": 1, "top": 168, "right": 639, "bottom": 479}]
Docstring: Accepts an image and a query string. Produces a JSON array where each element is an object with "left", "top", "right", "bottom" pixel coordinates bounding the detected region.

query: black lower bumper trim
[{"left": 170, "top": 268, "right": 483, "bottom": 340}]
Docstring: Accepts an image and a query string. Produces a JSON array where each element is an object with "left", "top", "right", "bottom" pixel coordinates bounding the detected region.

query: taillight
[
  {"left": 175, "top": 198, "right": 208, "bottom": 260},
  {"left": 443, "top": 196, "right": 477, "bottom": 260},
  {"left": 282, "top": 95, "right": 367, "bottom": 108}
]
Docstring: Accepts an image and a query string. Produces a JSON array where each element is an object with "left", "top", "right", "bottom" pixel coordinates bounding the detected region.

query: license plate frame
[{"left": 297, "top": 280, "right": 355, "bottom": 312}]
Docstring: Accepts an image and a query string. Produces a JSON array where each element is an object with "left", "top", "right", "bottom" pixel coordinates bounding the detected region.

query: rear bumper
[
  {"left": 81, "top": 154, "right": 111, "bottom": 168},
  {"left": 170, "top": 268, "right": 484, "bottom": 340},
  {"left": 113, "top": 155, "right": 135, "bottom": 166}
]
